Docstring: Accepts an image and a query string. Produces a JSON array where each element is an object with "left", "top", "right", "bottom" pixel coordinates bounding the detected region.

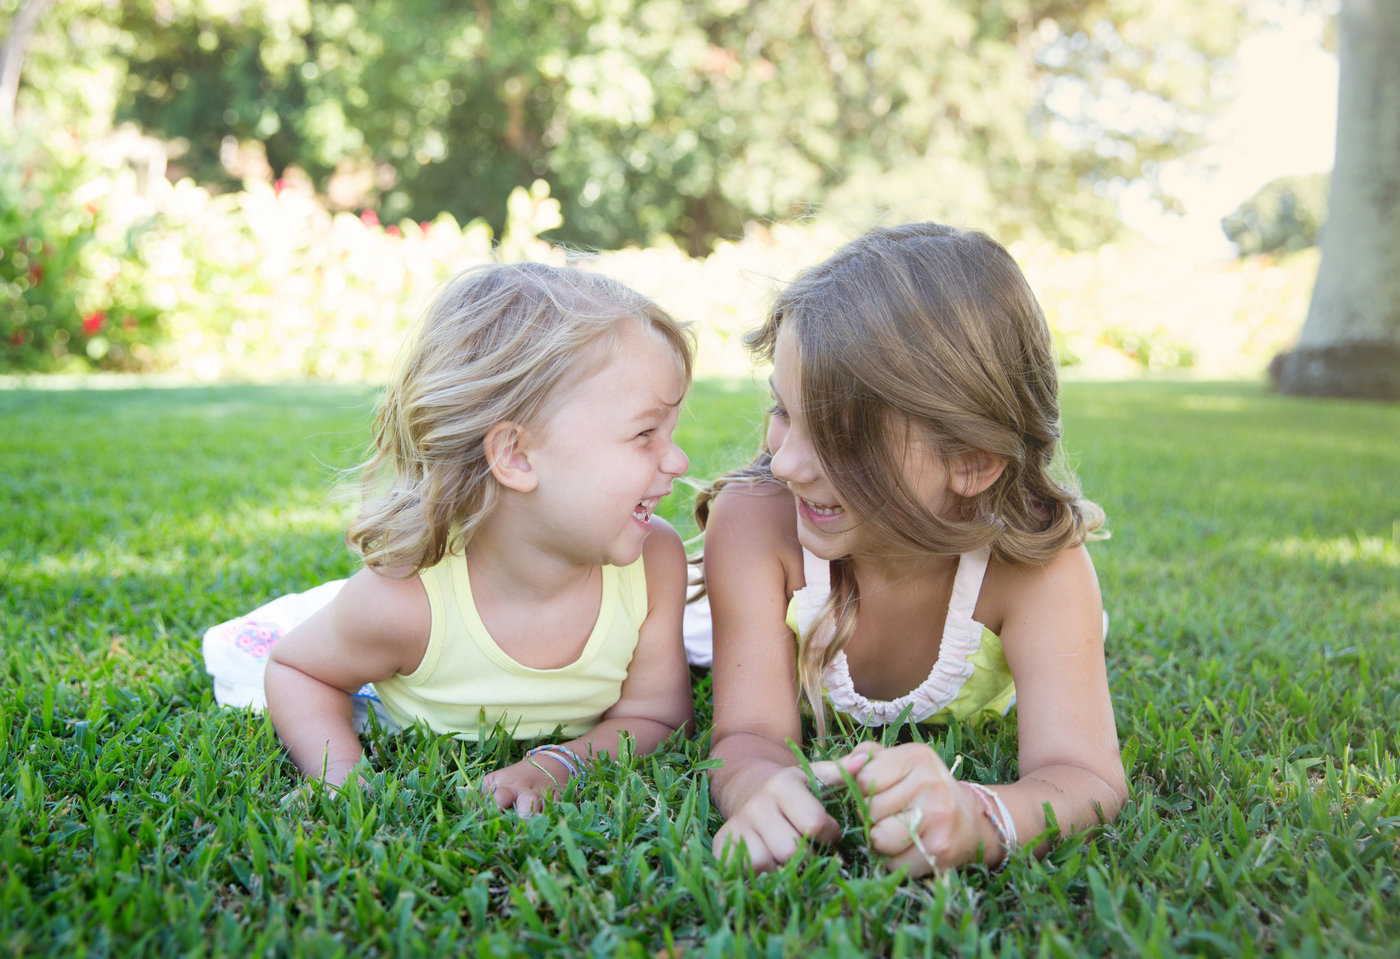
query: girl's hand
[
  {"left": 810, "top": 742, "right": 991, "bottom": 875},
  {"left": 279, "top": 763, "right": 374, "bottom": 810},
  {"left": 481, "top": 754, "right": 574, "bottom": 816},
  {"left": 712, "top": 765, "right": 842, "bottom": 871}
]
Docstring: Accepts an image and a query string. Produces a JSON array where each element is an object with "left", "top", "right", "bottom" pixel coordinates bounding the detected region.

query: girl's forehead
[{"left": 772, "top": 323, "right": 799, "bottom": 368}]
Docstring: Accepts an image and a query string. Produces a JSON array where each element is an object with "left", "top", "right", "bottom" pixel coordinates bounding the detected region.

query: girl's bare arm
[
  {"left": 989, "top": 543, "right": 1128, "bottom": 849},
  {"left": 265, "top": 567, "right": 430, "bottom": 786},
  {"left": 704, "top": 485, "right": 841, "bottom": 868}
]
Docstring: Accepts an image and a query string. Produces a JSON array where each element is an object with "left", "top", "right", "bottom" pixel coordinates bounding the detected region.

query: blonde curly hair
[{"left": 348, "top": 262, "right": 693, "bottom": 573}]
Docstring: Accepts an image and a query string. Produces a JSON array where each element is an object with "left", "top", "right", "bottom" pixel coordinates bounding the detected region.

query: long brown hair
[{"left": 701, "top": 223, "right": 1104, "bottom": 732}]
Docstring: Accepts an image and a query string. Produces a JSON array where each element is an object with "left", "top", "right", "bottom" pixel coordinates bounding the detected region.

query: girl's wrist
[
  {"left": 526, "top": 744, "right": 588, "bottom": 783},
  {"left": 961, "top": 781, "right": 1018, "bottom": 869}
]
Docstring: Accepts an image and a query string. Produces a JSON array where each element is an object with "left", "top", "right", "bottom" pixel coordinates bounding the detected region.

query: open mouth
[
  {"left": 800, "top": 497, "right": 844, "bottom": 518},
  {"left": 632, "top": 496, "right": 662, "bottom": 525}
]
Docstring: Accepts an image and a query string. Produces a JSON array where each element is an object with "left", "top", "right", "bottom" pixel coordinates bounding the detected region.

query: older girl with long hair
[{"left": 700, "top": 223, "right": 1126, "bottom": 873}]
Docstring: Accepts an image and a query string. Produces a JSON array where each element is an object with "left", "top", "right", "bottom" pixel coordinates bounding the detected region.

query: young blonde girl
[
  {"left": 699, "top": 223, "right": 1126, "bottom": 873},
  {"left": 203, "top": 263, "right": 695, "bottom": 812}
]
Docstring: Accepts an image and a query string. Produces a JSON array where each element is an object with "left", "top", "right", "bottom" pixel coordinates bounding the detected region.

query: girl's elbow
[
  {"left": 1095, "top": 764, "right": 1130, "bottom": 822},
  {"left": 668, "top": 700, "right": 696, "bottom": 737}
]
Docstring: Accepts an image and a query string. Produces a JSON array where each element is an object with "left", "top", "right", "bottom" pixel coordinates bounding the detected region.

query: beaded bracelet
[
  {"left": 526, "top": 744, "right": 588, "bottom": 782},
  {"left": 963, "top": 781, "right": 1018, "bottom": 868}
]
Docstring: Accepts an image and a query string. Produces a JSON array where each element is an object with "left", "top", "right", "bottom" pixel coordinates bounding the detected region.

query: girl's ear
[
  {"left": 951, "top": 450, "right": 1007, "bottom": 499},
  {"left": 483, "top": 421, "right": 538, "bottom": 492}
]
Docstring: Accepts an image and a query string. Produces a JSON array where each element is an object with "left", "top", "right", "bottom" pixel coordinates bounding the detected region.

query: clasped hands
[{"left": 713, "top": 741, "right": 993, "bottom": 876}]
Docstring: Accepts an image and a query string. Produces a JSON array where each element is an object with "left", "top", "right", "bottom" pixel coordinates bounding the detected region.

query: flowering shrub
[
  {"left": 1, "top": 130, "right": 114, "bottom": 368},
  {"left": 1, "top": 133, "right": 1316, "bottom": 381}
]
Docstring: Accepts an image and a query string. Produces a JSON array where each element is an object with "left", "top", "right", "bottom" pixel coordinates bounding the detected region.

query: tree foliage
[
  {"left": 1221, "top": 172, "right": 1328, "bottom": 257},
  {"left": 11, "top": 0, "right": 1249, "bottom": 253}
]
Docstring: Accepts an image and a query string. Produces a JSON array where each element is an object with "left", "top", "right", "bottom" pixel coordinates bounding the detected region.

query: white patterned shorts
[{"left": 201, "top": 580, "right": 398, "bottom": 732}]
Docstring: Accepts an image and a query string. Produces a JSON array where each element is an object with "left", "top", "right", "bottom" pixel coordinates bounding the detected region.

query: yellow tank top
[{"left": 371, "top": 554, "right": 648, "bottom": 739}]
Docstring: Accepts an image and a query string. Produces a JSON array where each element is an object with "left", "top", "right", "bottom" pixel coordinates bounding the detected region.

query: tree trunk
[
  {"left": 1270, "top": 0, "right": 1400, "bottom": 401},
  {"left": 0, "top": 0, "right": 56, "bottom": 127}
]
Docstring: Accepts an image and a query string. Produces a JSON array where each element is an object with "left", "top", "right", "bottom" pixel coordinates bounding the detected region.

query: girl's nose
[
  {"left": 769, "top": 427, "right": 817, "bottom": 486},
  {"left": 662, "top": 441, "right": 689, "bottom": 478}
]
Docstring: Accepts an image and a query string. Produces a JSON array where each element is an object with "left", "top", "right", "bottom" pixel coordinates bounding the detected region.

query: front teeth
[{"left": 803, "top": 498, "right": 843, "bottom": 517}]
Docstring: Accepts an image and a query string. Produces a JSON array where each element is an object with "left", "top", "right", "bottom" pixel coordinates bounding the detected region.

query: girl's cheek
[{"left": 766, "top": 419, "right": 789, "bottom": 454}]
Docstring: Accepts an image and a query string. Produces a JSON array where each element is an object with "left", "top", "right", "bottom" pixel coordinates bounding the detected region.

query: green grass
[{"left": 2, "top": 378, "right": 1397, "bottom": 957}]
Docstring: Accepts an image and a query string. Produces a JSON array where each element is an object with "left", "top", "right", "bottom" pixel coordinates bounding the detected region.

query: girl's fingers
[
  {"left": 879, "top": 838, "right": 943, "bottom": 878},
  {"left": 856, "top": 745, "right": 955, "bottom": 816},
  {"left": 806, "top": 758, "right": 849, "bottom": 786},
  {"left": 515, "top": 789, "right": 544, "bottom": 817},
  {"left": 808, "top": 742, "right": 882, "bottom": 787},
  {"left": 868, "top": 810, "right": 919, "bottom": 857}
]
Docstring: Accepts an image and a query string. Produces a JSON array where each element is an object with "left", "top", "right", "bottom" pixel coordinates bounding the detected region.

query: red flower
[
  {"left": 386, "top": 224, "right": 401, "bottom": 237},
  {"left": 82, "top": 311, "right": 107, "bottom": 336},
  {"left": 360, "top": 210, "right": 380, "bottom": 227},
  {"left": 28, "top": 262, "right": 43, "bottom": 286},
  {"left": 274, "top": 178, "right": 288, "bottom": 195}
]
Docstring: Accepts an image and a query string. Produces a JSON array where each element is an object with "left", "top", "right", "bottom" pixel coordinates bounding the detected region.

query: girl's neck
[
  {"left": 846, "top": 546, "right": 959, "bottom": 594},
  {"left": 463, "top": 522, "right": 597, "bottom": 602}
]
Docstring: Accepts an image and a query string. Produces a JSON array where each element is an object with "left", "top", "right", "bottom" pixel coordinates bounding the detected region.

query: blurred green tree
[
  {"left": 1221, "top": 173, "right": 1329, "bottom": 256},
  {"left": 11, "top": 0, "right": 1251, "bottom": 254}
]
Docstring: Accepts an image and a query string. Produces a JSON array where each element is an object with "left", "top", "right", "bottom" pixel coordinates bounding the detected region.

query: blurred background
[{"left": 1, "top": 0, "right": 1336, "bottom": 382}]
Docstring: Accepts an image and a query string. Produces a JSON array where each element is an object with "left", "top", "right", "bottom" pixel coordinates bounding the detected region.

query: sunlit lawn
[{"left": 2, "top": 378, "right": 1397, "bottom": 956}]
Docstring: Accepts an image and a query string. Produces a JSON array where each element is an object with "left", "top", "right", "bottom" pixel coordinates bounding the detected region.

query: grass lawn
[{"left": 2, "top": 377, "right": 1397, "bottom": 956}]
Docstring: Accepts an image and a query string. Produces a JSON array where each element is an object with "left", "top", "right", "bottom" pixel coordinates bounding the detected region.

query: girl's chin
[{"left": 796, "top": 526, "right": 850, "bottom": 561}]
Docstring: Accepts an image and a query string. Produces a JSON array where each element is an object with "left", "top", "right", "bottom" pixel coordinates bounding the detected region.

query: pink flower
[
  {"left": 360, "top": 209, "right": 380, "bottom": 227},
  {"left": 386, "top": 224, "right": 401, "bottom": 237},
  {"left": 82, "top": 311, "right": 107, "bottom": 335},
  {"left": 274, "top": 178, "right": 288, "bottom": 195}
]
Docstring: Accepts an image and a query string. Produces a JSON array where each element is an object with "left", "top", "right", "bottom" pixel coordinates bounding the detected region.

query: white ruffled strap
[
  {"left": 791, "top": 549, "right": 832, "bottom": 640},
  {"left": 817, "top": 547, "right": 994, "bottom": 726}
]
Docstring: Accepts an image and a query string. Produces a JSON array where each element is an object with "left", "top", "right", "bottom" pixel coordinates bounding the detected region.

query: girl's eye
[
  {"left": 635, "top": 429, "right": 656, "bottom": 440},
  {"left": 767, "top": 403, "right": 790, "bottom": 422}
]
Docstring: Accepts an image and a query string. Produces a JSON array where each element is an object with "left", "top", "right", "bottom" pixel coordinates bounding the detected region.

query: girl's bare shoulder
[
  {"left": 979, "top": 543, "right": 1101, "bottom": 637},
  {"left": 704, "top": 481, "right": 801, "bottom": 561},
  {"left": 333, "top": 565, "right": 432, "bottom": 646},
  {"left": 706, "top": 480, "right": 795, "bottom": 531}
]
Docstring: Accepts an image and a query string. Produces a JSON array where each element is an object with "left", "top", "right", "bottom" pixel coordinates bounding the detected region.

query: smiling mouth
[
  {"left": 800, "top": 497, "right": 844, "bottom": 518},
  {"left": 633, "top": 496, "right": 663, "bottom": 524}
]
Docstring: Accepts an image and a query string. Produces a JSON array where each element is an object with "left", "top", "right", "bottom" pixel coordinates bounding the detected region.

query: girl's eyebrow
[{"left": 629, "top": 400, "right": 682, "bottom": 423}]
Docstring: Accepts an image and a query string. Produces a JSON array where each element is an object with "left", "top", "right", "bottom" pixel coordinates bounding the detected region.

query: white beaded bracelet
[
  {"left": 963, "top": 781, "right": 1018, "bottom": 867},
  {"left": 526, "top": 744, "right": 588, "bottom": 781}
]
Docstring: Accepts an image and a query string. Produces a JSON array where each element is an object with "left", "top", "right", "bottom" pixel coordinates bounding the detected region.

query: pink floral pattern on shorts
[{"left": 229, "top": 621, "right": 282, "bottom": 662}]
